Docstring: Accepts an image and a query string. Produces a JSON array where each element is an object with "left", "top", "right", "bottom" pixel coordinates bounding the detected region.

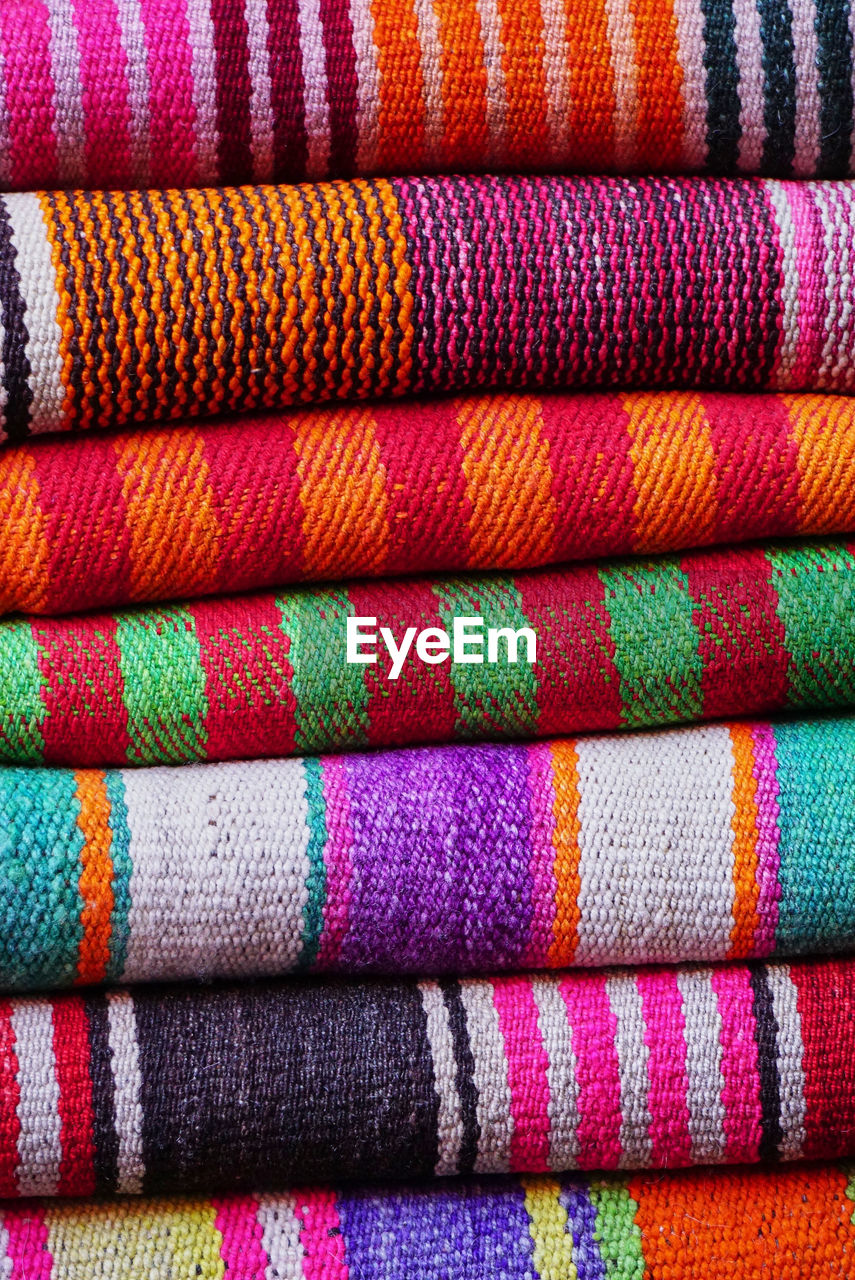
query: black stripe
[
  {"left": 439, "top": 979, "right": 480, "bottom": 1175},
  {"left": 749, "top": 964, "right": 784, "bottom": 1160},
  {"left": 86, "top": 993, "right": 119, "bottom": 1195},
  {"left": 815, "top": 0, "right": 854, "bottom": 176},
  {"left": 758, "top": 0, "right": 798, "bottom": 175},
  {"left": 699, "top": 0, "right": 741, "bottom": 172},
  {"left": 0, "top": 196, "right": 34, "bottom": 442}
]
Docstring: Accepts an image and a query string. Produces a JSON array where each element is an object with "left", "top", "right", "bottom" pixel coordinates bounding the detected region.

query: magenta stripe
[
  {"left": 295, "top": 1190, "right": 348, "bottom": 1280},
  {"left": 749, "top": 722, "right": 782, "bottom": 954},
  {"left": 0, "top": 1, "right": 57, "bottom": 188},
  {"left": 493, "top": 976, "right": 551, "bottom": 1172},
  {"left": 72, "top": 0, "right": 132, "bottom": 188},
  {"left": 524, "top": 742, "right": 557, "bottom": 968},
  {"left": 709, "top": 965, "right": 763, "bottom": 1163},
  {"left": 139, "top": 0, "right": 198, "bottom": 185},
  {"left": 558, "top": 972, "right": 621, "bottom": 1169},
  {"left": 1, "top": 1205, "right": 52, "bottom": 1280},
  {"left": 637, "top": 969, "right": 691, "bottom": 1166},
  {"left": 316, "top": 754, "right": 353, "bottom": 968},
  {"left": 266, "top": 0, "right": 308, "bottom": 180},
  {"left": 784, "top": 183, "right": 829, "bottom": 388},
  {"left": 319, "top": 0, "right": 359, "bottom": 176},
  {"left": 213, "top": 1196, "right": 269, "bottom": 1277}
]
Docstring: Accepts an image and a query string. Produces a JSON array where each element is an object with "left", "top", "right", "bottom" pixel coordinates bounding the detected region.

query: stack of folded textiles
[{"left": 2, "top": 2, "right": 855, "bottom": 1276}]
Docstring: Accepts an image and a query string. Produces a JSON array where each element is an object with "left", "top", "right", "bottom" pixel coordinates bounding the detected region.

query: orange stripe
[
  {"left": 433, "top": 0, "right": 489, "bottom": 169},
  {"left": 496, "top": 0, "right": 550, "bottom": 166},
  {"left": 629, "top": 0, "right": 684, "bottom": 170},
  {"left": 458, "top": 394, "right": 555, "bottom": 570},
  {"left": 377, "top": 179, "right": 415, "bottom": 393},
  {"left": 43, "top": 191, "right": 86, "bottom": 429},
  {"left": 0, "top": 448, "right": 49, "bottom": 613},
  {"left": 728, "top": 724, "right": 761, "bottom": 960},
  {"left": 625, "top": 392, "right": 718, "bottom": 553},
  {"left": 371, "top": 0, "right": 426, "bottom": 172},
  {"left": 294, "top": 405, "right": 389, "bottom": 579},
  {"left": 333, "top": 181, "right": 372, "bottom": 400},
  {"left": 564, "top": 0, "right": 616, "bottom": 169},
  {"left": 73, "top": 770, "right": 115, "bottom": 985},
  {"left": 547, "top": 739, "right": 582, "bottom": 967},
  {"left": 789, "top": 394, "right": 855, "bottom": 535}
]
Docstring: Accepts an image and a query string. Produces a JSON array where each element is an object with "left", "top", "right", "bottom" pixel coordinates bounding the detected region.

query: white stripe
[
  {"left": 11, "top": 1000, "right": 61, "bottom": 1197},
  {"left": 106, "top": 991, "right": 144, "bottom": 1196},
  {"left": 765, "top": 964, "right": 807, "bottom": 1160},
  {"left": 676, "top": 968, "right": 727, "bottom": 1164},
  {"left": 574, "top": 726, "right": 737, "bottom": 966},
  {"left": 297, "top": 0, "right": 332, "bottom": 179},
  {"left": 603, "top": 0, "right": 638, "bottom": 170},
  {"left": 4, "top": 193, "right": 67, "bottom": 436},
  {"left": 257, "top": 1194, "right": 306, "bottom": 1280},
  {"left": 792, "top": 0, "right": 822, "bottom": 176},
  {"left": 732, "top": 0, "right": 766, "bottom": 172},
  {"left": 672, "top": 0, "right": 709, "bottom": 169},
  {"left": 474, "top": 0, "right": 509, "bottom": 167},
  {"left": 114, "top": 0, "right": 153, "bottom": 186},
  {"left": 351, "top": 0, "right": 382, "bottom": 172},
  {"left": 538, "top": 0, "right": 573, "bottom": 164},
  {"left": 0, "top": 1217, "right": 11, "bottom": 1278},
  {"left": 45, "top": 0, "right": 87, "bottom": 187},
  {"left": 766, "top": 182, "right": 801, "bottom": 388},
  {"left": 531, "top": 976, "right": 580, "bottom": 1171},
  {"left": 459, "top": 980, "right": 513, "bottom": 1174},
  {"left": 413, "top": 0, "right": 445, "bottom": 165},
  {"left": 244, "top": 0, "right": 276, "bottom": 181},
  {"left": 121, "top": 759, "right": 312, "bottom": 982},
  {"left": 419, "top": 981, "right": 463, "bottom": 1176},
  {"left": 604, "top": 974, "right": 651, "bottom": 1169},
  {"left": 185, "top": 0, "right": 220, "bottom": 184},
  {"left": 813, "top": 184, "right": 850, "bottom": 390}
]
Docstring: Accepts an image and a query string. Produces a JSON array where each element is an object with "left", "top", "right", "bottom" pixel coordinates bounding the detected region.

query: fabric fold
[
  {"left": 3, "top": 389, "right": 855, "bottom": 617},
  {"left": 2, "top": 177, "right": 855, "bottom": 445}
]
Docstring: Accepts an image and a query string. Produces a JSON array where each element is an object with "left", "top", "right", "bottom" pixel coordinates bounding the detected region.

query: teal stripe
[
  {"left": 769, "top": 541, "right": 855, "bottom": 708},
  {"left": 298, "top": 758, "right": 328, "bottom": 968},
  {"left": 104, "top": 770, "right": 132, "bottom": 981}
]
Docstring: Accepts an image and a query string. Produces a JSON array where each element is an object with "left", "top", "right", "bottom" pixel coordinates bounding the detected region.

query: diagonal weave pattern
[
  {"left": 2, "top": 177, "right": 855, "bottom": 443},
  {"left": 2, "top": 717, "right": 855, "bottom": 989},
  {"left": 0, "top": 959, "right": 852, "bottom": 1195},
  {"left": 2, "top": 390, "right": 855, "bottom": 617}
]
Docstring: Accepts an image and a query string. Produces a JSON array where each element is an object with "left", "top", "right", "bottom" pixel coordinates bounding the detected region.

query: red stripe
[
  {"left": 210, "top": 0, "right": 254, "bottom": 185},
  {"left": 35, "top": 616, "right": 130, "bottom": 767},
  {"left": 319, "top": 0, "right": 359, "bottom": 175},
  {"left": 267, "top": 0, "right": 309, "bottom": 179},
  {"left": 53, "top": 996, "right": 96, "bottom": 1196},
  {"left": 791, "top": 958, "right": 855, "bottom": 1160},
  {"left": 0, "top": 1000, "right": 21, "bottom": 1196},
  {"left": 704, "top": 392, "right": 801, "bottom": 547}
]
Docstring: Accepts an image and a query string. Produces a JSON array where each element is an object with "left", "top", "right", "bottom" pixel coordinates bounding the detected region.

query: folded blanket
[
  {"left": 3, "top": 717, "right": 854, "bottom": 990},
  {"left": 1, "top": 959, "right": 853, "bottom": 1195},
  {"left": 2, "top": 539, "right": 852, "bottom": 767},
  {"left": 3, "top": 1164, "right": 855, "bottom": 1279},
  {"left": 4, "top": 390, "right": 855, "bottom": 617},
  {"left": 1, "top": 0, "right": 853, "bottom": 190},
  {"left": 1, "top": 177, "right": 854, "bottom": 445}
]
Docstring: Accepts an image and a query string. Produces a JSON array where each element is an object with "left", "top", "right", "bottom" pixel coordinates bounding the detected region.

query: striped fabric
[
  {"left": 2, "top": 177, "right": 855, "bottom": 444},
  {"left": 2, "top": 1164, "right": 855, "bottom": 1279},
  {"left": 2, "top": 538, "right": 854, "bottom": 767},
  {"left": 0, "top": 959, "right": 851, "bottom": 1195},
  {"left": 4, "top": 389, "right": 855, "bottom": 617},
  {"left": 1, "top": 0, "right": 855, "bottom": 189},
  {"left": 2, "top": 717, "right": 855, "bottom": 989}
]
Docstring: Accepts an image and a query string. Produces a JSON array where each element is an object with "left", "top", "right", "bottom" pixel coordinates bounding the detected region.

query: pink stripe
[
  {"left": 72, "top": 0, "right": 132, "bottom": 187},
  {"left": 637, "top": 969, "right": 691, "bottom": 1166},
  {"left": 0, "top": 2, "right": 58, "bottom": 187},
  {"left": 213, "top": 1196, "right": 269, "bottom": 1278},
  {"left": 138, "top": 0, "right": 197, "bottom": 185},
  {"left": 710, "top": 965, "right": 763, "bottom": 1162},
  {"left": 558, "top": 972, "right": 621, "bottom": 1169},
  {"left": 524, "top": 742, "right": 557, "bottom": 968},
  {"left": 295, "top": 1189, "right": 349, "bottom": 1280},
  {"left": 316, "top": 755, "right": 353, "bottom": 968},
  {"left": 784, "top": 183, "right": 828, "bottom": 389},
  {"left": 750, "top": 723, "right": 782, "bottom": 953},
  {"left": 492, "top": 976, "right": 551, "bottom": 1172},
  {"left": 1, "top": 1205, "right": 52, "bottom": 1280}
]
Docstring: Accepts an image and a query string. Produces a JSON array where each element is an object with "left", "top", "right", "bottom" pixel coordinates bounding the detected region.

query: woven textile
[
  {"left": 4, "top": 390, "right": 855, "bottom": 617},
  {"left": 0, "top": 960, "right": 853, "bottom": 1195},
  {"left": 2, "top": 539, "right": 854, "bottom": 767},
  {"left": 2, "top": 0, "right": 855, "bottom": 189},
  {"left": 2, "top": 1165, "right": 855, "bottom": 1279},
  {"left": 3, "top": 717, "right": 855, "bottom": 990},
  {"left": 2, "top": 179, "right": 855, "bottom": 445}
]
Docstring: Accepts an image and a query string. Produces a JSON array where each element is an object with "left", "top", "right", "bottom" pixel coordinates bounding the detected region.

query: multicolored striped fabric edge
[
  {"left": 0, "top": 960, "right": 853, "bottom": 1195},
  {"left": 3, "top": 717, "right": 855, "bottom": 989},
  {"left": 1, "top": 0, "right": 855, "bottom": 188},
  {"left": 3, "top": 389, "right": 855, "bottom": 617},
  {"left": 2, "top": 538, "right": 854, "bottom": 766},
  {"left": 2, "top": 177, "right": 855, "bottom": 443}
]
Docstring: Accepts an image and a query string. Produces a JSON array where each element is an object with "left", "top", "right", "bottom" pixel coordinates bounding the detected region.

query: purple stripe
[
  {"left": 750, "top": 722, "right": 783, "bottom": 954},
  {"left": 560, "top": 1183, "right": 608, "bottom": 1280},
  {"left": 319, "top": 0, "right": 359, "bottom": 176}
]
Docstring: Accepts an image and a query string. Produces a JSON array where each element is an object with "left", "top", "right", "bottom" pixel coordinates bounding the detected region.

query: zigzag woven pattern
[
  {"left": 2, "top": 539, "right": 854, "bottom": 767},
  {"left": 2, "top": 1165, "right": 855, "bottom": 1279},
  {"left": 0, "top": 960, "right": 853, "bottom": 1195},
  {"left": 1, "top": 0, "right": 855, "bottom": 189},
  {"left": 3, "top": 177, "right": 855, "bottom": 444},
  {"left": 4, "top": 390, "right": 855, "bottom": 617},
  {"left": 3, "top": 717, "right": 855, "bottom": 990}
]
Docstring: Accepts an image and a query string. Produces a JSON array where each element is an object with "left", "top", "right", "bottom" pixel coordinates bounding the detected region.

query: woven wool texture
[
  {"left": 2, "top": 717, "right": 854, "bottom": 990},
  {"left": 2, "top": 178, "right": 855, "bottom": 444},
  {"left": 2, "top": 538, "right": 853, "bottom": 768},
  {"left": 0, "top": 960, "right": 853, "bottom": 1195},
  {"left": 1, "top": 0, "right": 854, "bottom": 189},
  {"left": 2, "top": 1165, "right": 855, "bottom": 1280},
  {"left": 3, "top": 389, "right": 855, "bottom": 617}
]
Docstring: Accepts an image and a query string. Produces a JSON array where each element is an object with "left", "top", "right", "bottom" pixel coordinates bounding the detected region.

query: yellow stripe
[
  {"left": 43, "top": 1201, "right": 226, "bottom": 1279},
  {"left": 523, "top": 1177, "right": 578, "bottom": 1280}
]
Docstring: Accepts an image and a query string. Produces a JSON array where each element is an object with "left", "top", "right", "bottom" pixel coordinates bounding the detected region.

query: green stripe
[
  {"left": 844, "top": 1167, "right": 855, "bottom": 1224},
  {"left": 0, "top": 620, "right": 45, "bottom": 762},
  {"left": 599, "top": 557, "right": 703, "bottom": 728},
  {"left": 279, "top": 587, "right": 371, "bottom": 753},
  {"left": 298, "top": 757, "right": 327, "bottom": 969},
  {"left": 589, "top": 1182, "right": 645, "bottom": 1280},
  {"left": 434, "top": 575, "right": 539, "bottom": 740},
  {"left": 768, "top": 541, "right": 855, "bottom": 708},
  {"left": 104, "top": 770, "right": 132, "bottom": 981},
  {"left": 115, "top": 606, "right": 208, "bottom": 764}
]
